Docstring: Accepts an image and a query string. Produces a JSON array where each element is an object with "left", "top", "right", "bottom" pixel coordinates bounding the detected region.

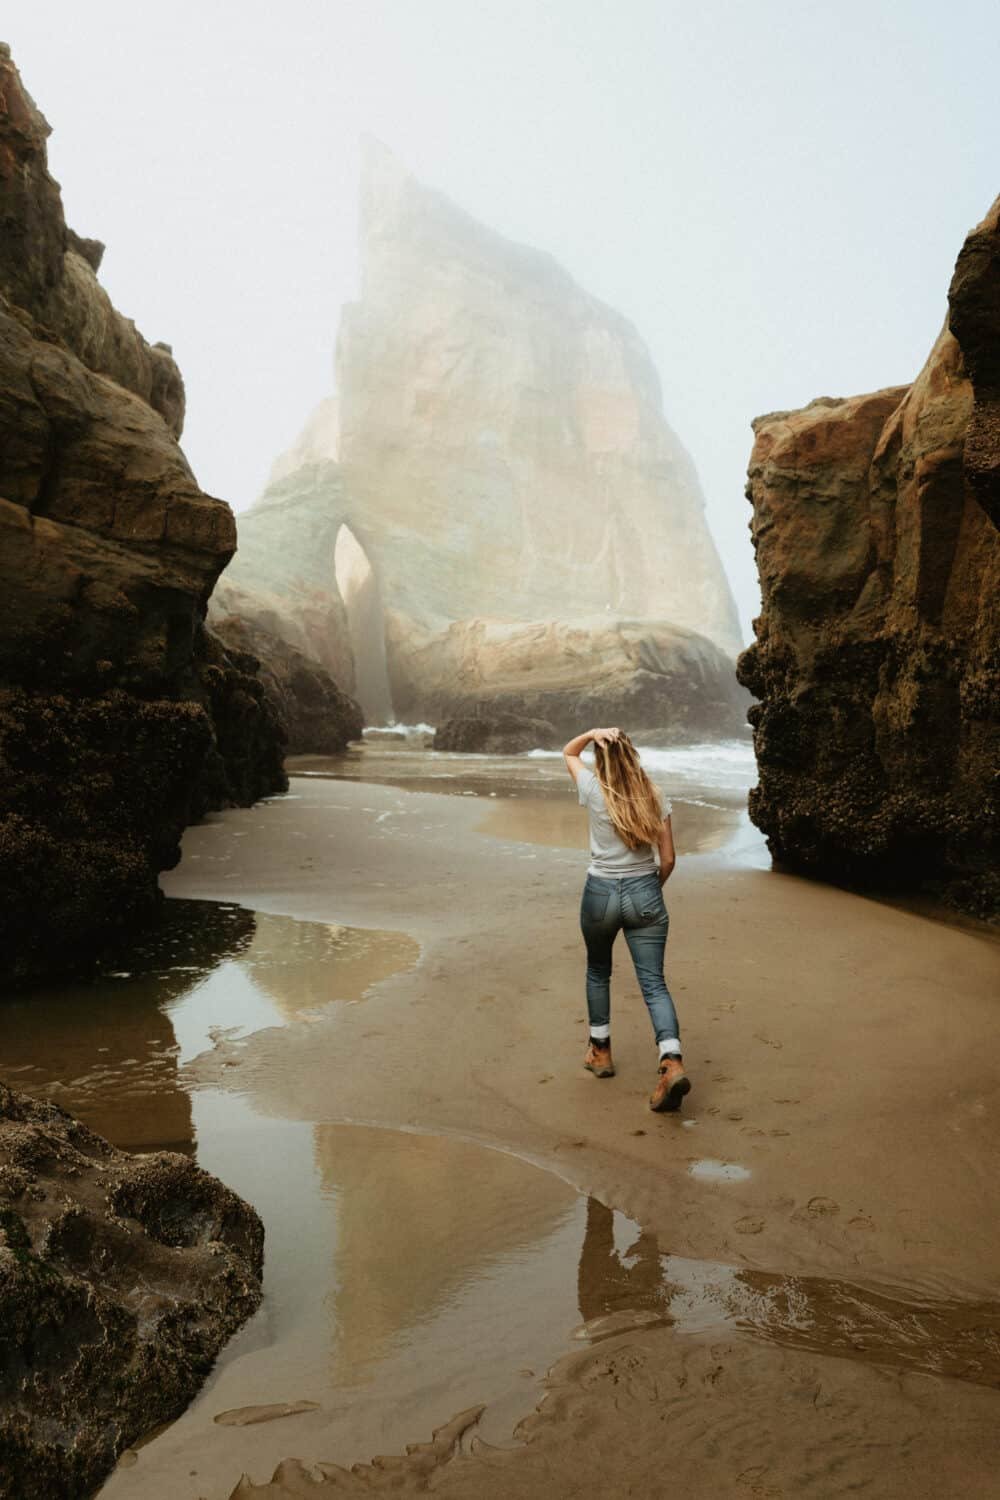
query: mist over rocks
[
  {"left": 737, "top": 196, "right": 1000, "bottom": 916},
  {"left": 0, "top": 1083, "right": 264, "bottom": 1498},
  {"left": 218, "top": 141, "right": 748, "bottom": 743},
  {"left": 0, "top": 45, "right": 287, "bottom": 984}
]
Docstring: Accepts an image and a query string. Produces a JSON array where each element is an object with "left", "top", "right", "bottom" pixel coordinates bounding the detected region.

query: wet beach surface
[{"left": 3, "top": 739, "right": 1000, "bottom": 1497}]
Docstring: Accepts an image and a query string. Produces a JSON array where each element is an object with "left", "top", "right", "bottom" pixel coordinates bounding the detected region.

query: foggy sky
[{"left": 6, "top": 1, "right": 999, "bottom": 644}]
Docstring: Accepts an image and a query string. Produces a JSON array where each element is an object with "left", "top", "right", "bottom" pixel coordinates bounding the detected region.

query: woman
[{"left": 563, "top": 725, "right": 690, "bottom": 1112}]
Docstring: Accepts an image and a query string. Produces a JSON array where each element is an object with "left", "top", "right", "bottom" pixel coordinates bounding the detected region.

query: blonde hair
[{"left": 593, "top": 733, "right": 664, "bottom": 849}]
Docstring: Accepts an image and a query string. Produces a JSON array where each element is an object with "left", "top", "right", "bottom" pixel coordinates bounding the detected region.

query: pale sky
[{"left": 6, "top": 1, "right": 999, "bottom": 643}]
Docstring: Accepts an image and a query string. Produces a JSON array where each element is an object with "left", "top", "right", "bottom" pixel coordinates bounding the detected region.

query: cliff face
[
  {"left": 0, "top": 46, "right": 286, "bottom": 984},
  {"left": 737, "top": 198, "right": 1000, "bottom": 915},
  {"left": 216, "top": 143, "right": 748, "bottom": 742}
]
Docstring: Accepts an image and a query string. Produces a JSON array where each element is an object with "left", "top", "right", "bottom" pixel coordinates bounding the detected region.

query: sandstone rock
[
  {"left": 212, "top": 615, "right": 364, "bottom": 754},
  {"left": 948, "top": 197, "right": 1000, "bottom": 529},
  {"left": 0, "top": 45, "right": 184, "bottom": 435},
  {"left": 0, "top": 48, "right": 287, "bottom": 984},
  {"left": 219, "top": 143, "right": 747, "bottom": 738},
  {"left": 209, "top": 462, "right": 356, "bottom": 694},
  {"left": 0, "top": 1083, "right": 264, "bottom": 1499},
  {"left": 407, "top": 616, "right": 748, "bottom": 743},
  {"left": 737, "top": 198, "right": 1000, "bottom": 916},
  {"left": 433, "top": 711, "right": 559, "bottom": 754}
]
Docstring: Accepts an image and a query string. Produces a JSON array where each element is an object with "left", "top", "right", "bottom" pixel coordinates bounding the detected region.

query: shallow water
[
  {"left": 0, "top": 900, "right": 418, "bottom": 1153},
  {"left": 289, "top": 737, "right": 765, "bottom": 863}
]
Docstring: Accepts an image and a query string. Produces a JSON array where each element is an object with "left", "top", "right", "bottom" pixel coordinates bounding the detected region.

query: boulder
[
  {"left": 217, "top": 142, "right": 747, "bottom": 737},
  {"left": 0, "top": 1083, "right": 264, "bottom": 1499},
  {"left": 433, "top": 711, "right": 559, "bottom": 754},
  {"left": 737, "top": 197, "right": 1000, "bottom": 916},
  {"left": 0, "top": 47, "right": 287, "bottom": 984}
]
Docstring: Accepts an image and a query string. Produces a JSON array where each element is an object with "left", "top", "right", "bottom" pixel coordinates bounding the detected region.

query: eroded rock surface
[
  {"left": 213, "top": 615, "right": 364, "bottom": 754},
  {"left": 0, "top": 1083, "right": 264, "bottom": 1499},
  {"left": 218, "top": 142, "right": 747, "bottom": 738},
  {"left": 737, "top": 198, "right": 1000, "bottom": 915},
  {"left": 0, "top": 45, "right": 287, "bottom": 983}
]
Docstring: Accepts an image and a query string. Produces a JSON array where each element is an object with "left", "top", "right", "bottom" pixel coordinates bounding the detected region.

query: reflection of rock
[
  {"left": 0, "top": 900, "right": 255, "bottom": 1152},
  {"left": 237, "top": 913, "right": 419, "bottom": 1022},
  {"left": 577, "top": 1198, "right": 669, "bottom": 1325},
  {"left": 434, "top": 710, "right": 559, "bottom": 753},
  {"left": 0, "top": 1084, "right": 263, "bottom": 1498},
  {"left": 0, "top": 47, "right": 286, "bottom": 984},
  {"left": 312, "top": 1127, "right": 574, "bottom": 1381},
  {"left": 212, "top": 616, "right": 363, "bottom": 755},
  {"left": 738, "top": 198, "right": 1000, "bottom": 916},
  {"left": 216, "top": 142, "right": 747, "bottom": 738}
]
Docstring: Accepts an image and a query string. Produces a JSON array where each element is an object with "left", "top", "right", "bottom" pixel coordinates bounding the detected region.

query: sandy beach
[{"left": 6, "top": 747, "right": 1000, "bottom": 1499}]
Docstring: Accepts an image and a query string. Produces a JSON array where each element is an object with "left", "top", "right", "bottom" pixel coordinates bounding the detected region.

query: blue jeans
[{"left": 579, "top": 872, "right": 681, "bottom": 1048}]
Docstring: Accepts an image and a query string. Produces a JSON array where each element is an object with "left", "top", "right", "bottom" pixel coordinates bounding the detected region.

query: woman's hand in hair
[{"left": 591, "top": 727, "right": 621, "bottom": 747}]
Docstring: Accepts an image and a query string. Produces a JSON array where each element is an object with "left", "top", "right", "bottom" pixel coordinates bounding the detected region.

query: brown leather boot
[
  {"left": 583, "top": 1042, "right": 615, "bottom": 1078},
  {"left": 649, "top": 1055, "right": 690, "bottom": 1111}
]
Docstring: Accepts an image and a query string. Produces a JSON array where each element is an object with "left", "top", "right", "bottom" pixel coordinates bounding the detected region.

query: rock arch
[{"left": 333, "top": 522, "right": 394, "bottom": 725}]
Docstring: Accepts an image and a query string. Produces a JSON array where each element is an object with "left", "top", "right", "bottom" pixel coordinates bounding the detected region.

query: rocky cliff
[
  {"left": 0, "top": 46, "right": 287, "bottom": 984},
  {"left": 212, "top": 615, "right": 364, "bottom": 754},
  {"left": 0, "top": 1084, "right": 264, "bottom": 1498},
  {"left": 737, "top": 198, "right": 1000, "bottom": 915},
  {"left": 215, "top": 142, "right": 748, "bottom": 741}
]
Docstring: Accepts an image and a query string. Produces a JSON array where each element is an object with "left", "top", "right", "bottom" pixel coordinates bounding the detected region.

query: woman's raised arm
[{"left": 562, "top": 727, "right": 620, "bottom": 781}]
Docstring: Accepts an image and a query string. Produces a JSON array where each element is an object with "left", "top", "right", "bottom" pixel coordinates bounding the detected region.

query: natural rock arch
[{"left": 333, "top": 522, "right": 394, "bottom": 725}]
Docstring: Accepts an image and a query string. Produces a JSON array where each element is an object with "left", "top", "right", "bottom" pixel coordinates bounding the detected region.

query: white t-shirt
[{"left": 575, "top": 765, "right": 672, "bottom": 879}]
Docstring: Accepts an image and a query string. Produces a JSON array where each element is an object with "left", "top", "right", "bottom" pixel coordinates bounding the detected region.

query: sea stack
[
  {"left": 214, "top": 141, "right": 749, "bottom": 742},
  {"left": 737, "top": 197, "right": 1000, "bottom": 915}
]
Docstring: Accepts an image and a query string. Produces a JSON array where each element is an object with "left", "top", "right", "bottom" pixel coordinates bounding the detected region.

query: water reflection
[
  {"left": 244, "top": 914, "right": 418, "bottom": 1021},
  {"left": 313, "top": 1125, "right": 578, "bottom": 1385},
  {"left": 577, "top": 1198, "right": 669, "bottom": 1324},
  {"left": 573, "top": 1198, "right": 1000, "bottom": 1390},
  {"left": 0, "top": 901, "right": 254, "bottom": 1152},
  {"left": 0, "top": 900, "right": 418, "bottom": 1153}
]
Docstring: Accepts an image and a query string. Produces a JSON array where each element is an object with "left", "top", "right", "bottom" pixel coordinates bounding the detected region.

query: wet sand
[{"left": 5, "top": 748, "right": 1000, "bottom": 1497}]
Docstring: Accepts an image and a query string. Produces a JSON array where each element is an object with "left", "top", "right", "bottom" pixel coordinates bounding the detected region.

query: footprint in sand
[
  {"left": 712, "top": 1073, "right": 734, "bottom": 1083},
  {"left": 805, "top": 1196, "right": 840, "bottom": 1217},
  {"left": 734, "top": 1215, "right": 765, "bottom": 1234},
  {"left": 753, "top": 1033, "right": 783, "bottom": 1050},
  {"left": 848, "top": 1214, "right": 875, "bottom": 1231}
]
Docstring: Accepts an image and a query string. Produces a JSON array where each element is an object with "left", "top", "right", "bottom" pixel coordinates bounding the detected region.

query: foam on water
[{"left": 528, "top": 739, "right": 757, "bottom": 796}]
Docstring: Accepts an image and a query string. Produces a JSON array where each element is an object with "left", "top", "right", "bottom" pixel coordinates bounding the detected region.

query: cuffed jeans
[{"left": 579, "top": 871, "right": 681, "bottom": 1049}]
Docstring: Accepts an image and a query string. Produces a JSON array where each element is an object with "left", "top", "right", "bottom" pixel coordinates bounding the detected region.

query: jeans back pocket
[{"left": 581, "top": 883, "right": 611, "bottom": 923}]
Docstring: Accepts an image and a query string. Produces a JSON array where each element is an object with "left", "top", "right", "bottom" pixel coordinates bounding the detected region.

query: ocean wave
[{"left": 529, "top": 739, "right": 757, "bottom": 794}]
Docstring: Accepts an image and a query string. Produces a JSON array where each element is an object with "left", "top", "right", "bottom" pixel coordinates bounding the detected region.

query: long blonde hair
[{"left": 593, "top": 733, "right": 664, "bottom": 849}]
